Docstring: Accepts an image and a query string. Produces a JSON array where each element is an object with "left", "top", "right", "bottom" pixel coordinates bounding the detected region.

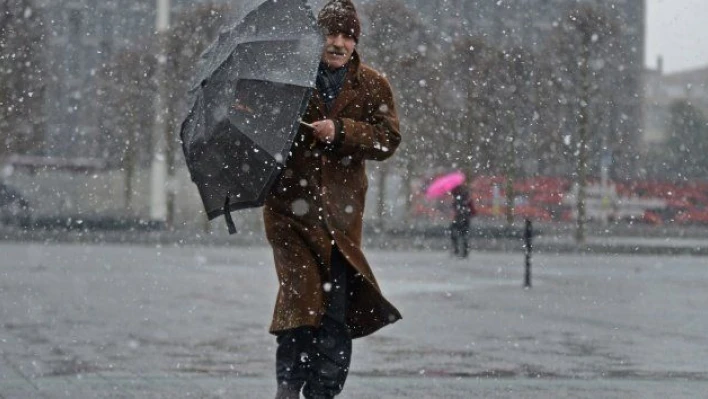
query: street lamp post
[{"left": 150, "top": 0, "right": 171, "bottom": 223}]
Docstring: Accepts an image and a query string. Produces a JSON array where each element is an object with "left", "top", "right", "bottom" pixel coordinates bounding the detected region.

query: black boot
[{"left": 275, "top": 328, "right": 312, "bottom": 399}]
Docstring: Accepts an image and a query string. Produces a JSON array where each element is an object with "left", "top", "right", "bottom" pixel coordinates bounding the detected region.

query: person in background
[{"left": 450, "top": 184, "right": 475, "bottom": 258}]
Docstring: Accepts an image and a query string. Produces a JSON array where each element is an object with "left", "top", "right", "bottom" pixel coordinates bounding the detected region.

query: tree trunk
[
  {"left": 124, "top": 161, "right": 134, "bottom": 212},
  {"left": 124, "top": 129, "right": 137, "bottom": 212},
  {"left": 165, "top": 108, "right": 176, "bottom": 229},
  {"left": 505, "top": 112, "right": 516, "bottom": 228},
  {"left": 403, "top": 157, "right": 413, "bottom": 219},
  {"left": 575, "top": 36, "right": 591, "bottom": 244}
]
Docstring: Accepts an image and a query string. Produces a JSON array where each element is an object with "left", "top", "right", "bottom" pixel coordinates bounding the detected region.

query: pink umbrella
[{"left": 425, "top": 171, "right": 466, "bottom": 199}]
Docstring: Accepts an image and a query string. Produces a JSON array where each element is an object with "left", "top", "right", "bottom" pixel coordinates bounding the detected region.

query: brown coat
[{"left": 263, "top": 51, "right": 402, "bottom": 339}]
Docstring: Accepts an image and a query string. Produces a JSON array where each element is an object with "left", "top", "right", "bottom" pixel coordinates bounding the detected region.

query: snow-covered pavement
[{"left": 1, "top": 243, "right": 707, "bottom": 398}]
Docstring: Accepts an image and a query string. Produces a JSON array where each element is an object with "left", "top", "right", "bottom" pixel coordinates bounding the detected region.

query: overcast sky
[{"left": 646, "top": 0, "right": 708, "bottom": 73}]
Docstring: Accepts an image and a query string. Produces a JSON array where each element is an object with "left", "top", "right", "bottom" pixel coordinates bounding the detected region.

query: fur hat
[{"left": 317, "top": 0, "right": 361, "bottom": 42}]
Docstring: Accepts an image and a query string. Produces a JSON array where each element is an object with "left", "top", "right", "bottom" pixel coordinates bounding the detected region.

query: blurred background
[{"left": 1, "top": 0, "right": 707, "bottom": 243}]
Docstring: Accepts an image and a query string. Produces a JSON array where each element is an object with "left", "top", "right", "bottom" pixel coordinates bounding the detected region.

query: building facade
[
  {"left": 37, "top": 0, "right": 150, "bottom": 158},
  {"left": 643, "top": 57, "right": 708, "bottom": 145},
  {"left": 36, "top": 0, "right": 233, "bottom": 159}
]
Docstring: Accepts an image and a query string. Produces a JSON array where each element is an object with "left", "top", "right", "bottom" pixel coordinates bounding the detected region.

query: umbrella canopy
[
  {"left": 425, "top": 171, "right": 466, "bottom": 200},
  {"left": 180, "top": 0, "right": 323, "bottom": 233}
]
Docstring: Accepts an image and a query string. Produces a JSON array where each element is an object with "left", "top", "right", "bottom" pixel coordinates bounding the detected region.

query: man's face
[{"left": 321, "top": 33, "right": 356, "bottom": 70}]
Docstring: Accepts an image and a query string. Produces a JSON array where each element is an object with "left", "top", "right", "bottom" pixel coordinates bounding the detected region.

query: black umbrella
[{"left": 180, "top": 0, "right": 323, "bottom": 233}]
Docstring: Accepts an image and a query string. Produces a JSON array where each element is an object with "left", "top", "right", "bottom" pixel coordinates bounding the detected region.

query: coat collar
[{"left": 314, "top": 50, "right": 362, "bottom": 118}]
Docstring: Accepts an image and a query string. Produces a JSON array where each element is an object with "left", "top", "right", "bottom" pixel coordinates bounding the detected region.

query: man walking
[{"left": 263, "top": 1, "right": 402, "bottom": 398}]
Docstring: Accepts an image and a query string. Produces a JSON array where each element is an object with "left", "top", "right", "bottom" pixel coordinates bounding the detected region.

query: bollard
[{"left": 524, "top": 219, "right": 532, "bottom": 288}]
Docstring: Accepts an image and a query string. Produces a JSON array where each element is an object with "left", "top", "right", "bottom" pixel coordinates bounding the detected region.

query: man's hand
[{"left": 311, "top": 119, "right": 336, "bottom": 143}]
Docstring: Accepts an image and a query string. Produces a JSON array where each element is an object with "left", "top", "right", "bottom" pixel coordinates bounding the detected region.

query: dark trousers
[
  {"left": 275, "top": 246, "right": 352, "bottom": 398},
  {"left": 451, "top": 221, "right": 470, "bottom": 258}
]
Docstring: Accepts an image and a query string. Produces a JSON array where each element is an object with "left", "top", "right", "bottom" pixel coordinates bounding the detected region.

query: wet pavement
[{"left": 1, "top": 243, "right": 707, "bottom": 398}]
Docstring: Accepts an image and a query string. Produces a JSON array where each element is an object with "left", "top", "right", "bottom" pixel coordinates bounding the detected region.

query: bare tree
[
  {"left": 438, "top": 37, "right": 500, "bottom": 174},
  {"left": 96, "top": 50, "right": 157, "bottom": 210},
  {"left": 528, "top": 59, "right": 569, "bottom": 176},
  {"left": 497, "top": 48, "right": 535, "bottom": 226},
  {"left": 545, "top": 5, "right": 617, "bottom": 243},
  {"left": 439, "top": 38, "right": 539, "bottom": 226},
  {"left": 97, "top": 3, "right": 236, "bottom": 224},
  {"left": 360, "top": 0, "right": 433, "bottom": 225},
  {"left": 163, "top": 3, "right": 230, "bottom": 226}
]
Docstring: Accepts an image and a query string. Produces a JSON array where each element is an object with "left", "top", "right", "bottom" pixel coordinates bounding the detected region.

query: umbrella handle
[
  {"left": 299, "top": 120, "right": 318, "bottom": 149},
  {"left": 299, "top": 120, "right": 314, "bottom": 129}
]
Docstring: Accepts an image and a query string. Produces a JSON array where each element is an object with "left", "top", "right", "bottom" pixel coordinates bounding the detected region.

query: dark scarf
[{"left": 316, "top": 62, "right": 348, "bottom": 111}]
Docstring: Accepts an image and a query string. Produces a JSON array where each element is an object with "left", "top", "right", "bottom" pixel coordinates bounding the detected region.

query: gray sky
[{"left": 646, "top": 0, "right": 708, "bottom": 73}]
